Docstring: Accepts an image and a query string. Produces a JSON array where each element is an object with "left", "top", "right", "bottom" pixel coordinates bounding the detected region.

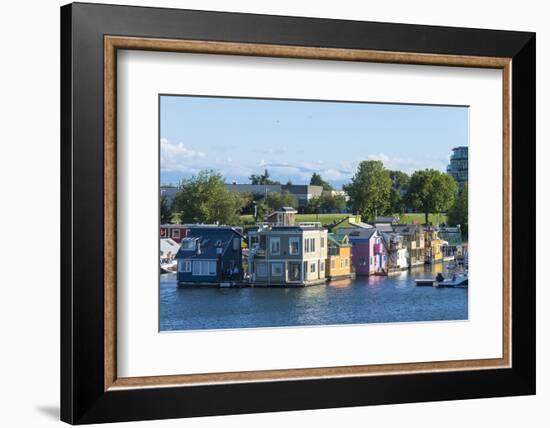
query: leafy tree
[
  {"left": 265, "top": 190, "right": 298, "bottom": 211},
  {"left": 405, "top": 169, "right": 458, "bottom": 224},
  {"left": 310, "top": 172, "right": 333, "bottom": 191},
  {"left": 255, "top": 200, "right": 269, "bottom": 221},
  {"left": 173, "top": 170, "right": 246, "bottom": 225},
  {"left": 160, "top": 195, "right": 172, "bottom": 224},
  {"left": 447, "top": 182, "right": 468, "bottom": 239},
  {"left": 248, "top": 169, "right": 280, "bottom": 185},
  {"left": 306, "top": 195, "right": 322, "bottom": 215},
  {"left": 307, "top": 193, "right": 347, "bottom": 214},
  {"left": 236, "top": 192, "right": 256, "bottom": 215},
  {"left": 388, "top": 170, "right": 410, "bottom": 214},
  {"left": 344, "top": 160, "right": 392, "bottom": 221}
]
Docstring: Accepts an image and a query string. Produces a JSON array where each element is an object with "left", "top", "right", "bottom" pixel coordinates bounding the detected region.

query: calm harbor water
[{"left": 160, "top": 263, "right": 468, "bottom": 331}]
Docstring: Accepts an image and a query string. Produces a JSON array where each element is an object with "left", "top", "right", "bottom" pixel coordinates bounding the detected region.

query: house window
[
  {"left": 192, "top": 260, "right": 216, "bottom": 276},
  {"left": 172, "top": 229, "right": 180, "bottom": 239},
  {"left": 320, "top": 237, "right": 325, "bottom": 248},
  {"left": 304, "top": 238, "right": 316, "bottom": 253},
  {"left": 310, "top": 263, "right": 316, "bottom": 273},
  {"left": 208, "top": 261, "right": 216, "bottom": 275},
  {"left": 345, "top": 258, "right": 349, "bottom": 267},
  {"left": 270, "top": 237, "right": 280, "bottom": 255},
  {"left": 340, "top": 259, "right": 344, "bottom": 268},
  {"left": 320, "top": 261, "right": 325, "bottom": 271},
  {"left": 271, "top": 262, "right": 283, "bottom": 276},
  {"left": 331, "top": 259, "right": 335, "bottom": 269},
  {"left": 256, "top": 262, "right": 267, "bottom": 277},
  {"left": 178, "top": 260, "right": 191, "bottom": 273},
  {"left": 181, "top": 238, "right": 196, "bottom": 251},
  {"left": 289, "top": 237, "right": 300, "bottom": 255}
]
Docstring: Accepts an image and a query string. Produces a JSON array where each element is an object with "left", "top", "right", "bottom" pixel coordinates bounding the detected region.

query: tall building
[{"left": 446, "top": 146, "right": 468, "bottom": 188}]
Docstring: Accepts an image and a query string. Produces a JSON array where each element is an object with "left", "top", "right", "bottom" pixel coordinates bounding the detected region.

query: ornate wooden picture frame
[{"left": 61, "top": 2, "right": 535, "bottom": 424}]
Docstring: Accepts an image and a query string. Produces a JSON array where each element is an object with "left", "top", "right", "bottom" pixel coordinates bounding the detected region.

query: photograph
[{"left": 159, "top": 95, "right": 469, "bottom": 332}]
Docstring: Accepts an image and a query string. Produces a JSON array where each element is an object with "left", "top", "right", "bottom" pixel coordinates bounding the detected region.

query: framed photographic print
[{"left": 60, "top": 2, "right": 535, "bottom": 424}]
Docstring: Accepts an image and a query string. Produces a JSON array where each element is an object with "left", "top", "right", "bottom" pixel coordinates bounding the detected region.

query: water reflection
[
  {"left": 328, "top": 278, "right": 353, "bottom": 288},
  {"left": 160, "top": 262, "right": 467, "bottom": 331}
]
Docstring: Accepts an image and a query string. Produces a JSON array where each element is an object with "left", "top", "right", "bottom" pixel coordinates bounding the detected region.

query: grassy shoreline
[{"left": 238, "top": 213, "right": 447, "bottom": 227}]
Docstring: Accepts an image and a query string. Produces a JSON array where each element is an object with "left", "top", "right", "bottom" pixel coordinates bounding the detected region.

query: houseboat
[
  {"left": 424, "top": 226, "right": 444, "bottom": 264},
  {"left": 341, "top": 228, "right": 388, "bottom": 276},
  {"left": 392, "top": 224, "right": 425, "bottom": 267},
  {"left": 160, "top": 224, "right": 189, "bottom": 243},
  {"left": 381, "top": 231, "right": 409, "bottom": 272},
  {"left": 325, "top": 234, "right": 355, "bottom": 280},
  {"left": 248, "top": 209, "right": 328, "bottom": 287},
  {"left": 175, "top": 225, "right": 244, "bottom": 286},
  {"left": 438, "top": 226, "right": 463, "bottom": 261}
]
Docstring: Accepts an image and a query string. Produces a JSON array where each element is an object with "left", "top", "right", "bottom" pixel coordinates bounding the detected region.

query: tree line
[{"left": 161, "top": 161, "right": 468, "bottom": 233}]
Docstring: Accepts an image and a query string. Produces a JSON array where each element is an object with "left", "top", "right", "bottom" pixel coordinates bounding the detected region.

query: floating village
[
  {"left": 160, "top": 209, "right": 468, "bottom": 289},
  {"left": 160, "top": 146, "right": 469, "bottom": 290},
  {"left": 160, "top": 146, "right": 468, "bottom": 291}
]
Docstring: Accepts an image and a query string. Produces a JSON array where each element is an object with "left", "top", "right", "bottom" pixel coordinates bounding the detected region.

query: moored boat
[{"left": 434, "top": 274, "right": 468, "bottom": 288}]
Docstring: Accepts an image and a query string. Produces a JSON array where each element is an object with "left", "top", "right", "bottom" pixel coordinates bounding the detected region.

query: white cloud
[
  {"left": 160, "top": 138, "right": 205, "bottom": 172},
  {"left": 366, "top": 152, "right": 424, "bottom": 173}
]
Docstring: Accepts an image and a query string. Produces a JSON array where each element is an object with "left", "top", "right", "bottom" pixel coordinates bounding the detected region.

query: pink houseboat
[{"left": 342, "top": 228, "right": 388, "bottom": 275}]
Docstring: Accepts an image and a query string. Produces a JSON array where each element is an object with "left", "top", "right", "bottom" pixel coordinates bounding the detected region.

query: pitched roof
[
  {"left": 160, "top": 238, "right": 180, "bottom": 255},
  {"left": 342, "top": 228, "right": 377, "bottom": 240},
  {"left": 393, "top": 224, "right": 422, "bottom": 235},
  {"left": 374, "top": 224, "right": 394, "bottom": 233},
  {"left": 438, "top": 228, "right": 463, "bottom": 246},
  {"left": 327, "top": 233, "right": 350, "bottom": 247},
  {"left": 175, "top": 227, "right": 242, "bottom": 260}
]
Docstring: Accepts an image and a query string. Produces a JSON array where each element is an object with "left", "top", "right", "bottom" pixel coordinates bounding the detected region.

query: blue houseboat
[{"left": 175, "top": 226, "right": 244, "bottom": 286}]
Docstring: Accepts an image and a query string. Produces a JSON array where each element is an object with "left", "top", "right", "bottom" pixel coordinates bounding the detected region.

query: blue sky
[{"left": 160, "top": 95, "right": 468, "bottom": 189}]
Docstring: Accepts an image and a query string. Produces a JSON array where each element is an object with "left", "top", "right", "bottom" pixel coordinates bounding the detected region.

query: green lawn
[
  {"left": 399, "top": 213, "right": 447, "bottom": 225},
  {"left": 173, "top": 212, "right": 446, "bottom": 227},
  {"left": 240, "top": 213, "right": 348, "bottom": 227}
]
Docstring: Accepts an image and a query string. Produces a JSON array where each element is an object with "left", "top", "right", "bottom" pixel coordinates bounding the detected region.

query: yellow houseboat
[
  {"left": 424, "top": 226, "right": 444, "bottom": 264},
  {"left": 325, "top": 234, "right": 355, "bottom": 280}
]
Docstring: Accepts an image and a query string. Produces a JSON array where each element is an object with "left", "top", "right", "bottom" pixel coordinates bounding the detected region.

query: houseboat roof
[
  {"left": 327, "top": 233, "right": 351, "bottom": 247},
  {"left": 332, "top": 215, "right": 373, "bottom": 230},
  {"left": 175, "top": 227, "right": 243, "bottom": 260},
  {"left": 343, "top": 228, "right": 378, "bottom": 240},
  {"left": 438, "top": 227, "right": 463, "bottom": 246},
  {"left": 374, "top": 224, "right": 394, "bottom": 232},
  {"left": 393, "top": 224, "right": 423, "bottom": 235},
  {"left": 253, "top": 223, "right": 326, "bottom": 232}
]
